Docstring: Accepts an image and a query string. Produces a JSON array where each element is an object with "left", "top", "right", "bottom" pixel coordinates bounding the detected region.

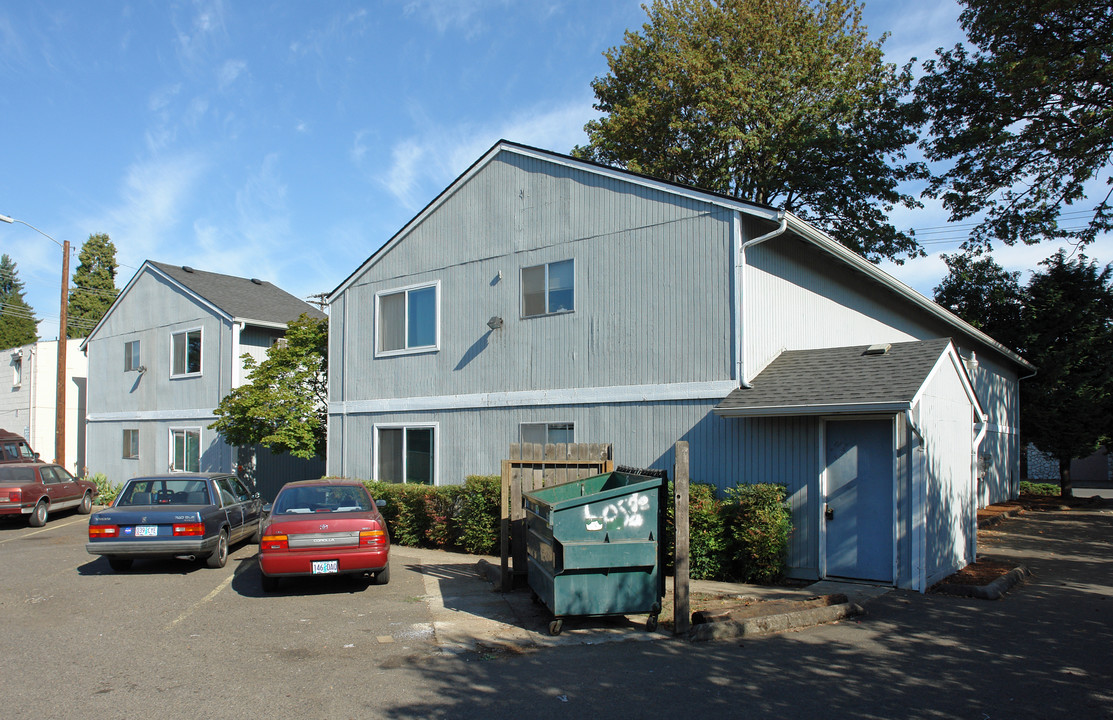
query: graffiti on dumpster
[{"left": 584, "top": 492, "right": 650, "bottom": 531}]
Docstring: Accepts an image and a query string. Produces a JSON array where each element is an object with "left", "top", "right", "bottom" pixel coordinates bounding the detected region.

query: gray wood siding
[
  {"left": 333, "top": 152, "right": 735, "bottom": 402},
  {"left": 84, "top": 420, "right": 231, "bottom": 484}
]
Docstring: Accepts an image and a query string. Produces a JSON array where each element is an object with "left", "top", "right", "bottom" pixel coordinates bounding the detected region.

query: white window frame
[
  {"left": 372, "top": 422, "right": 439, "bottom": 485},
  {"left": 170, "top": 328, "right": 203, "bottom": 378},
  {"left": 374, "top": 280, "right": 441, "bottom": 357},
  {"left": 124, "top": 340, "right": 141, "bottom": 372},
  {"left": 122, "top": 429, "right": 139, "bottom": 460},
  {"left": 169, "top": 427, "right": 201, "bottom": 473},
  {"left": 12, "top": 357, "right": 21, "bottom": 388},
  {"left": 519, "top": 422, "right": 575, "bottom": 445},
  {"left": 521, "top": 258, "right": 575, "bottom": 318}
]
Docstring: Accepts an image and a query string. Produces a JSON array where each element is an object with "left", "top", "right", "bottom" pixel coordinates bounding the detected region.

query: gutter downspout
[
  {"left": 972, "top": 412, "right": 989, "bottom": 562},
  {"left": 908, "top": 403, "right": 927, "bottom": 592},
  {"left": 735, "top": 212, "right": 788, "bottom": 388}
]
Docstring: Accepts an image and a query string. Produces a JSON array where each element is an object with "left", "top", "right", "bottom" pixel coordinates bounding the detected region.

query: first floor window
[
  {"left": 522, "top": 259, "right": 574, "bottom": 317},
  {"left": 376, "top": 426, "right": 435, "bottom": 485},
  {"left": 171, "top": 329, "right": 202, "bottom": 376},
  {"left": 520, "top": 422, "right": 574, "bottom": 445},
  {"left": 377, "top": 282, "right": 438, "bottom": 355},
  {"left": 122, "top": 429, "right": 139, "bottom": 459},
  {"left": 171, "top": 428, "right": 200, "bottom": 472},
  {"left": 124, "top": 340, "right": 141, "bottom": 372}
]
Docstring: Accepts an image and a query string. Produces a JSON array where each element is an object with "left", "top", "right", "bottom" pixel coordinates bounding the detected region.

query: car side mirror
[{"left": 262, "top": 503, "right": 272, "bottom": 515}]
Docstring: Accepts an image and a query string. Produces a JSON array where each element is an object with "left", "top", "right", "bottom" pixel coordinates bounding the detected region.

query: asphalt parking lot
[{"left": 0, "top": 509, "right": 471, "bottom": 719}]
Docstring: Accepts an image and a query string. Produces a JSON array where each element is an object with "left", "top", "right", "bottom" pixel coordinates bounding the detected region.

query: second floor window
[
  {"left": 522, "top": 259, "right": 574, "bottom": 317},
  {"left": 124, "top": 340, "right": 141, "bottom": 372},
  {"left": 376, "top": 282, "right": 438, "bottom": 355},
  {"left": 171, "top": 329, "right": 201, "bottom": 376}
]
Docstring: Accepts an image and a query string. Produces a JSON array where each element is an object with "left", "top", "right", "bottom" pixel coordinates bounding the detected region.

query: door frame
[{"left": 818, "top": 415, "right": 898, "bottom": 584}]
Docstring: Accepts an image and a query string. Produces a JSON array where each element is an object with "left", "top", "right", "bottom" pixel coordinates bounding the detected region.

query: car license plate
[
  {"left": 312, "top": 560, "right": 338, "bottom": 574},
  {"left": 135, "top": 525, "right": 158, "bottom": 537}
]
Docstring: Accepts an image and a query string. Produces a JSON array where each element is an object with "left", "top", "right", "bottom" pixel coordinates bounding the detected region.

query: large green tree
[
  {"left": 932, "top": 250, "right": 1024, "bottom": 352},
  {"left": 210, "top": 314, "right": 328, "bottom": 459},
  {"left": 1019, "top": 252, "right": 1113, "bottom": 497},
  {"left": 574, "top": 0, "right": 926, "bottom": 262},
  {"left": 0, "top": 254, "right": 38, "bottom": 348},
  {"left": 67, "top": 233, "right": 119, "bottom": 339},
  {"left": 916, "top": 0, "right": 1113, "bottom": 249}
]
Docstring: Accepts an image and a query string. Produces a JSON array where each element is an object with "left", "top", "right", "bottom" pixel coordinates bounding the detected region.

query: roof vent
[
  {"left": 863, "top": 343, "right": 891, "bottom": 356},
  {"left": 251, "top": 278, "right": 263, "bottom": 285},
  {"left": 182, "top": 265, "right": 195, "bottom": 273}
]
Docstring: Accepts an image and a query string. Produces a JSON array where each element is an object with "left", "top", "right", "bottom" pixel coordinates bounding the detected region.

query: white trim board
[
  {"left": 329, "top": 380, "right": 738, "bottom": 415},
  {"left": 87, "top": 409, "right": 218, "bottom": 422}
]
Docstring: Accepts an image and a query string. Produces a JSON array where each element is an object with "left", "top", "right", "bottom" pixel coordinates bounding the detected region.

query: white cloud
[
  {"left": 401, "top": 0, "right": 510, "bottom": 37},
  {"left": 217, "top": 59, "right": 246, "bottom": 90},
  {"left": 375, "top": 97, "right": 598, "bottom": 210}
]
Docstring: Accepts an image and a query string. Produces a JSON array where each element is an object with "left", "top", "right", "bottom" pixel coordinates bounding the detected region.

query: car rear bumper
[
  {"left": 0, "top": 505, "right": 32, "bottom": 516},
  {"left": 86, "top": 536, "right": 219, "bottom": 558},
  {"left": 260, "top": 548, "right": 389, "bottom": 577}
]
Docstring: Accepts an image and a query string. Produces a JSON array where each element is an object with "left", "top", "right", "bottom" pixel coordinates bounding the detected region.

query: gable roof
[
  {"left": 81, "top": 261, "right": 324, "bottom": 348},
  {"left": 331, "top": 139, "right": 1031, "bottom": 372},
  {"left": 714, "top": 338, "right": 981, "bottom": 418}
]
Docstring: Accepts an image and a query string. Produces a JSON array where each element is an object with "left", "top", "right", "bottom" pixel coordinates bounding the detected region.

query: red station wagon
[
  {"left": 258, "top": 478, "right": 390, "bottom": 591},
  {"left": 0, "top": 463, "right": 97, "bottom": 526}
]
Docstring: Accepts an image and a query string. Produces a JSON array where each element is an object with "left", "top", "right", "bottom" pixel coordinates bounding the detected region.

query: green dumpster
[{"left": 523, "top": 470, "right": 666, "bottom": 635}]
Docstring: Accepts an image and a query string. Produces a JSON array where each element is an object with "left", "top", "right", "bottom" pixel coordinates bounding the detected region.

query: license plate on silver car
[{"left": 312, "top": 560, "right": 338, "bottom": 574}]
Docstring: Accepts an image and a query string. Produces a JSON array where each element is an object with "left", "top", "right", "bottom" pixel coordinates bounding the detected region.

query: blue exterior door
[{"left": 824, "top": 419, "right": 894, "bottom": 582}]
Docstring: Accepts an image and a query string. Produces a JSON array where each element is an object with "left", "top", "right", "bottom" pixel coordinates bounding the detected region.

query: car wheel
[
  {"left": 29, "top": 501, "right": 47, "bottom": 527},
  {"left": 78, "top": 491, "right": 93, "bottom": 515},
  {"left": 108, "top": 557, "right": 133, "bottom": 572},
  {"left": 374, "top": 563, "right": 390, "bottom": 586},
  {"left": 260, "top": 573, "right": 279, "bottom": 593},
  {"left": 207, "top": 530, "right": 229, "bottom": 568}
]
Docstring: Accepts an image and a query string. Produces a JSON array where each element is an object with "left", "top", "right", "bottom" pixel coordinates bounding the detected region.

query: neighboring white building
[{"left": 1, "top": 338, "right": 87, "bottom": 474}]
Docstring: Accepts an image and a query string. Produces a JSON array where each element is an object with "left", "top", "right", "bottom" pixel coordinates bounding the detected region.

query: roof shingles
[{"left": 150, "top": 262, "right": 325, "bottom": 325}]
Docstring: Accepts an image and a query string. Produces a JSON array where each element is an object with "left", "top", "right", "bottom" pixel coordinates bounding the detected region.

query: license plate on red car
[{"left": 312, "top": 560, "right": 338, "bottom": 574}]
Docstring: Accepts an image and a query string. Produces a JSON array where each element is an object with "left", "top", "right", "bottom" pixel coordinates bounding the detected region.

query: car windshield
[
  {"left": 117, "top": 479, "right": 211, "bottom": 506},
  {"left": 0, "top": 467, "right": 36, "bottom": 483},
  {"left": 273, "top": 485, "right": 370, "bottom": 514}
]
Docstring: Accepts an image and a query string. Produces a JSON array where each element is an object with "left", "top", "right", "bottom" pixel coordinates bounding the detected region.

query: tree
[
  {"left": 574, "top": 0, "right": 926, "bottom": 263},
  {"left": 209, "top": 314, "right": 328, "bottom": 460},
  {"left": 67, "top": 233, "right": 119, "bottom": 339},
  {"left": 932, "top": 250, "right": 1023, "bottom": 351},
  {"left": 0, "top": 254, "right": 38, "bottom": 348},
  {"left": 916, "top": 0, "right": 1113, "bottom": 250},
  {"left": 1019, "top": 252, "right": 1113, "bottom": 497}
]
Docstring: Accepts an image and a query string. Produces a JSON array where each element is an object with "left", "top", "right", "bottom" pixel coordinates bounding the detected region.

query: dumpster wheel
[
  {"left": 548, "top": 619, "right": 563, "bottom": 636},
  {"left": 646, "top": 602, "right": 661, "bottom": 632}
]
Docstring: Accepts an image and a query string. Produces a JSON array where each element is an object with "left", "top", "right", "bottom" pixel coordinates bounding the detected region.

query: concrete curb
[
  {"left": 977, "top": 507, "right": 1022, "bottom": 529},
  {"left": 688, "top": 602, "right": 863, "bottom": 642},
  {"left": 933, "top": 565, "right": 1030, "bottom": 600}
]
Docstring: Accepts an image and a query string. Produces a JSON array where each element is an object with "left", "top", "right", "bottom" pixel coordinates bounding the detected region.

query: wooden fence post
[{"left": 673, "top": 441, "right": 691, "bottom": 635}]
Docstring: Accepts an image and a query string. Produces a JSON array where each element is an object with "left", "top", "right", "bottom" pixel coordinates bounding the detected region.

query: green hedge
[
  {"left": 361, "top": 475, "right": 790, "bottom": 585},
  {"left": 1020, "top": 481, "right": 1060, "bottom": 496}
]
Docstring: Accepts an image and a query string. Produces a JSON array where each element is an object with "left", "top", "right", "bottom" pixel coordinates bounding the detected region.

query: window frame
[
  {"left": 170, "top": 328, "right": 203, "bottom": 378},
  {"left": 519, "top": 422, "right": 575, "bottom": 446},
  {"left": 169, "top": 427, "right": 201, "bottom": 473},
  {"left": 374, "top": 280, "right": 441, "bottom": 357},
  {"left": 122, "top": 429, "right": 139, "bottom": 460},
  {"left": 521, "top": 259, "right": 575, "bottom": 318},
  {"left": 12, "top": 356, "right": 22, "bottom": 388},
  {"left": 124, "top": 340, "right": 141, "bottom": 372},
  {"left": 372, "top": 422, "right": 439, "bottom": 486}
]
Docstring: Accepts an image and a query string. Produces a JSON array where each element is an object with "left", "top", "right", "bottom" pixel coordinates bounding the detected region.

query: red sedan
[
  {"left": 258, "top": 478, "right": 390, "bottom": 592},
  {"left": 0, "top": 463, "right": 97, "bottom": 526}
]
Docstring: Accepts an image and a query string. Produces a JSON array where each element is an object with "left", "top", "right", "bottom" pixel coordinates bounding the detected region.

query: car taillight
[
  {"left": 261, "top": 534, "right": 288, "bottom": 551},
  {"left": 89, "top": 525, "right": 119, "bottom": 539},
  {"left": 172, "top": 523, "right": 204, "bottom": 536},
  {"left": 0, "top": 489, "right": 20, "bottom": 503},
  {"left": 360, "top": 529, "right": 387, "bottom": 547}
]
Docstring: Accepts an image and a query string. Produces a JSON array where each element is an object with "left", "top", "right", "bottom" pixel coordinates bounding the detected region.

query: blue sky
[{"left": 1, "top": 0, "right": 1108, "bottom": 340}]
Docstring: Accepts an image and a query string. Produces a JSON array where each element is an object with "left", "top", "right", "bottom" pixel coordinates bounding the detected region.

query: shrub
[
  {"left": 688, "top": 483, "right": 729, "bottom": 580},
  {"left": 90, "top": 473, "right": 121, "bottom": 506},
  {"left": 456, "top": 475, "right": 501, "bottom": 555},
  {"left": 722, "top": 483, "right": 791, "bottom": 583},
  {"left": 1020, "top": 481, "right": 1060, "bottom": 496}
]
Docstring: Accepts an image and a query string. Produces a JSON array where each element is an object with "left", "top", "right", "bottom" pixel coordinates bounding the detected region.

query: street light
[{"left": 0, "top": 213, "right": 71, "bottom": 468}]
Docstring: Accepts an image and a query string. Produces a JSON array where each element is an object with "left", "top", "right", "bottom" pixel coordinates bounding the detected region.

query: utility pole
[{"left": 55, "top": 240, "right": 70, "bottom": 465}]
